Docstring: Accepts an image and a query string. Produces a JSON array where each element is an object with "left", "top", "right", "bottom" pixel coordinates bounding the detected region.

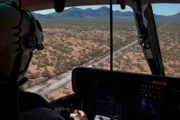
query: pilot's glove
[{"left": 70, "top": 110, "right": 88, "bottom": 120}]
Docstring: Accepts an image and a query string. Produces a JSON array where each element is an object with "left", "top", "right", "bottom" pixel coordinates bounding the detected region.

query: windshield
[
  {"left": 22, "top": 3, "right": 180, "bottom": 102},
  {"left": 152, "top": 3, "right": 180, "bottom": 77}
]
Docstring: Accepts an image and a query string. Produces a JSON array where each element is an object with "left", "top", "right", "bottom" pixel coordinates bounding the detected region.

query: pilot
[{"left": 0, "top": 2, "right": 88, "bottom": 120}]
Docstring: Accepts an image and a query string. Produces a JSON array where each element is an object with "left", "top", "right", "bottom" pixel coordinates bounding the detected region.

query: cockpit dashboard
[{"left": 72, "top": 67, "right": 180, "bottom": 120}]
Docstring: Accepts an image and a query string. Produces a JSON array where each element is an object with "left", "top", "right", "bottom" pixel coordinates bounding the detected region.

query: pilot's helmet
[{"left": 0, "top": 2, "right": 44, "bottom": 82}]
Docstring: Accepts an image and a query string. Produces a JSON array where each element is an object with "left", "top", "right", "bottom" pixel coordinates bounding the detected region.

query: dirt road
[{"left": 25, "top": 40, "right": 137, "bottom": 95}]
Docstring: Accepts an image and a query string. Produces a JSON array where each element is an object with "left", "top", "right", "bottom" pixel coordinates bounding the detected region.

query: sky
[{"left": 34, "top": 4, "right": 180, "bottom": 16}]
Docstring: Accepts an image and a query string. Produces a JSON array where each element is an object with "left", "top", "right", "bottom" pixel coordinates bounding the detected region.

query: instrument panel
[
  {"left": 135, "top": 80, "right": 180, "bottom": 120},
  {"left": 72, "top": 67, "right": 180, "bottom": 120},
  {"left": 135, "top": 80, "right": 166, "bottom": 120}
]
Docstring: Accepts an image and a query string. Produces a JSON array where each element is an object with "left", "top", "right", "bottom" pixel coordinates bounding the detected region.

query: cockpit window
[
  {"left": 95, "top": 6, "right": 151, "bottom": 74},
  {"left": 152, "top": 3, "right": 180, "bottom": 77},
  {"left": 23, "top": 5, "right": 157, "bottom": 101}
]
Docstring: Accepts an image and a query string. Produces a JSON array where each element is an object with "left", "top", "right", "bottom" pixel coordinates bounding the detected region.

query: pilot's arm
[{"left": 19, "top": 108, "right": 88, "bottom": 120}]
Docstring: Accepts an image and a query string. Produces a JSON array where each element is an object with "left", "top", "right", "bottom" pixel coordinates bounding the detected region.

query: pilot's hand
[{"left": 70, "top": 110, "right": 88, "bottom": 120}]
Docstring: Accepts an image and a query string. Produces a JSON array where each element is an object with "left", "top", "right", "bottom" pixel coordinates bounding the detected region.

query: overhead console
[{"left": 72, "top": 67, "right": 180, "bottom": 120}]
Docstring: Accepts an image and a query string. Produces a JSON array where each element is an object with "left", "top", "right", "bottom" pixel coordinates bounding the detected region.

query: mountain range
[{"left": 32, "top": 6, "right": 180, "bottom": 20}]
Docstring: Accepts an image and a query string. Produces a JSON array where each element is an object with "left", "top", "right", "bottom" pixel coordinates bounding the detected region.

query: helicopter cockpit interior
[
  {"left": 49, "top": 0, "right": 180, "bottom": 120},
  {"left": 0, "top": 0, "right": 180, "bottom": 120}
]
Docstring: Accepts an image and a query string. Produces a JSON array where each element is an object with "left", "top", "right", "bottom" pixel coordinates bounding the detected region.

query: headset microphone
[{"left": 53, "top": 0, "right": 65, "bottom": 13}]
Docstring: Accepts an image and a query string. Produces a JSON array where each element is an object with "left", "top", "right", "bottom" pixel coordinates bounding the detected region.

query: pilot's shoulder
[{"left": 19, "top": 107, "right": 65, "bottom": 120}]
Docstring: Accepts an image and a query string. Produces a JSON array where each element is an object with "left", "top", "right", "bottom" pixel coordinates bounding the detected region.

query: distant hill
[
  {"left": 32, "top": 6, "right": 180, "bottom": 21},
  {"left": 167, "top": 12, "right": 180, "bottom": 21},
  {"left": 32, "top": 6, "right": 133, "bottom": 19}
]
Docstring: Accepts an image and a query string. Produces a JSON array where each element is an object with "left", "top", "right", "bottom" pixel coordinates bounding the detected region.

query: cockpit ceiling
[{"left": 0, "top": 0, "right": 179, "bottom": 11}]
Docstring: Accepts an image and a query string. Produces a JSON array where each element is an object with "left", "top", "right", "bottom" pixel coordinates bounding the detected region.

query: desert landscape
[{"left": 23, "top": 7, "right": 180, "bottom": 101}]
